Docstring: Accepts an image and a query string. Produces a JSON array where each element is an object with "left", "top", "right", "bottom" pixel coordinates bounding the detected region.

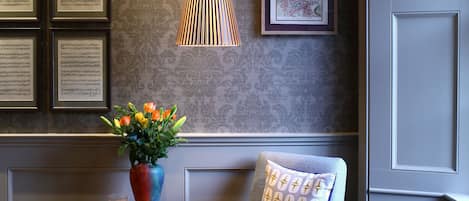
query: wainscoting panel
[
  {"left": 8, "top": 168, "right": 131, "bottom": 201},
  {"left": 368, "top": 188, "right": 462, "bottom": 201},
  {"left": 184, "top": 168, "right": 254, "bottom": 201},
  {"left": 0, "top": 133, "right": 357, "bottom": 201},
  {"left": 391, "top": 12, "right": 459, "bottom": 173},
  {"left": 370, "top": 194, "right": 443, "bottom": 201}
]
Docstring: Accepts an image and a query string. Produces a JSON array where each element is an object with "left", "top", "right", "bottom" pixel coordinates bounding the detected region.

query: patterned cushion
[{"left": 262, "top": 160, "right": 336, "bottom": 201}]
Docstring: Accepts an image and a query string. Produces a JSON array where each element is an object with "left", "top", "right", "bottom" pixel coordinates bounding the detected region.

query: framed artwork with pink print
[{"left": 261, "top": 0, "right": 337, "bottom": 35}]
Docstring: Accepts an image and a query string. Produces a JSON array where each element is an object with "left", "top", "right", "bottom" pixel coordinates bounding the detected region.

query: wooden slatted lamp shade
[{"left": 176, "top": 0, "right": 240, "bottom": 47}]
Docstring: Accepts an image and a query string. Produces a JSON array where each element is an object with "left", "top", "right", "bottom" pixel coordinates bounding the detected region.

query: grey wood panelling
[
  {"left": 357, "top": 0, "right": 368, "bottom": 200},
  {"left": 370, "top": 194, "right": 444, "bottom": 201},
  {"left": 368, "top": 187, "right": 463, "bottom": 201},
  {"left": 9, "top": 168, "right": 131, "bottom": 201},
  {"left": 369, "top": 0, "right": 469, "bottom": 200},
  {"left": 185, "top": 168, "right": 254, "bottom": 201},
  {"left": 0, "top": 134, "right": 358, "bottom": 201},
  {"left": 392, "top": 12, "right": 458, "bottom": 173}
]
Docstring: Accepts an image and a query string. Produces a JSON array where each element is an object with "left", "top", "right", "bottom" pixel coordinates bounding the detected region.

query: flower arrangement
[{"left": 100, "top": 102, "right": 187, "bottom": 166}]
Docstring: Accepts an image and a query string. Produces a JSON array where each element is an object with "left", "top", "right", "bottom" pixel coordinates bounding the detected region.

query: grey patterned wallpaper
[{"left": 0, "top": 0, "right": 357, "bottom": 133}]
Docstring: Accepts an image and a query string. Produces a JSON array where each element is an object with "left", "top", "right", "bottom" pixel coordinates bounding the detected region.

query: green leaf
[
  {"left": 172, "top": 116, "right": 186, "bottom": 131},
  {"left": 99, "top": 116, "right": 113, "bottom": 128},
  {"left": 114, "top": 105, "right": 130, "bottom": 117},
  {"left": 118, "top": 144, "right": 128, "bottom": 155},
  {"left": 128, "top": 102, "right": 138, "bottom": 113},
  {"left": 113, "top": 105, "right": 123, "bottom": 110},
  {"left": 176, "top": 138, "right": 188, "bottom": 143},
  {"left": 115, "top": 127, "right": 125, "bottom": 135},
  {"left": 170, "top": 105, "right": 177, "bottom": 117}
]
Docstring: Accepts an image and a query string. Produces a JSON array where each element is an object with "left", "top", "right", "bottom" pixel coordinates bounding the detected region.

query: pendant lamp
[{"left": 176, "top": 0, "right": 240, "bottom": 47}]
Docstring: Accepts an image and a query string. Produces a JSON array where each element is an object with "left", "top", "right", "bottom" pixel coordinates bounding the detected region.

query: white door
[{"left": 369, "top": 0, "right": 469, "bottom": 200}]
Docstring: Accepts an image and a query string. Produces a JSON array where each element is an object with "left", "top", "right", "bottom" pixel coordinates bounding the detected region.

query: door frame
[{"left": 358, "top": 0, "right": 369, "bottom": 201}]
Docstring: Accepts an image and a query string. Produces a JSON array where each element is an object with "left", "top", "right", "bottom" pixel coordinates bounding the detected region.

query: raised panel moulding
[
  {"left": 390, "top": 11, "right": 459, "bottom": 173},
  {"left": 7, "top": 168, "right": 131, "bottom": 201},
  {"left": 369, "top": 187, "right": 445, "bottom": 198},
  {"left": 444, "top": 193, "right": 469, "bottom": 201},
  {"left": 184, "top": 168, "right": 254, "bottom": 201},
  {"left": 0, "top": 132, "right": 358, "bottom": 146}
]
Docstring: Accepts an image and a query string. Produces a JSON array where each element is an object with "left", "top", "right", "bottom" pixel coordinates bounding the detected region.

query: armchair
[{"left": 249, "top": 151, "right": 347, "bottom": 201}]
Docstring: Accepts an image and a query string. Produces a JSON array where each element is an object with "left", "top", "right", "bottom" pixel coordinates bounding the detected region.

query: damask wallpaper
[{"left": 0, "top": 0, "right": 357, "bottom": 133}]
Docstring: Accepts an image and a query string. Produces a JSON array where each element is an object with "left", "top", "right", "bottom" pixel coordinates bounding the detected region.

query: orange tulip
[
  {"left": 120, "top": 116, "right": 131, "bottom": 126},
  {"left": 152, "top": 110, "right": 161, "bottom": 121},
  {"left": 143, "top": 102, "right": 156, "bottom": 113},
  {"left": 163, "top": 109, "right": 171, "bottom": 119},
  {"left": 172, "top": 114, "right": 177, "bottom": 120}
]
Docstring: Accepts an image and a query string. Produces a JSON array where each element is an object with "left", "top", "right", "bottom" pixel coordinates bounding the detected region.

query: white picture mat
[
  {"left": 0, "top": 0, "right": 33, "bottom": 12},
  {"left": 57, "top": 39, "right": 104, "bottom": 102},
  {"left": 57, "top": 0, "right": 103, "bottom": 12},
  {"left": 270, "top": 0, "right": 328, "bottom": 25},
  {"left": 0, "top": 38, "right": 34, "bottom": 101}
]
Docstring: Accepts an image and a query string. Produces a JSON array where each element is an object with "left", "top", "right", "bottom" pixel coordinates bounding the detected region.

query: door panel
[
  {"left": 393, "top": 12, "right": 458, "bottom": 173},
  {"left": 369, "top": 0, "right": 469, "bottom": 197}
]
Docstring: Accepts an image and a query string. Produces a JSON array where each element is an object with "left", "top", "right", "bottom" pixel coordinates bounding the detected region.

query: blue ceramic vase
[{"left": 130, "top": 164, "right": 164, "bottom": 201}]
